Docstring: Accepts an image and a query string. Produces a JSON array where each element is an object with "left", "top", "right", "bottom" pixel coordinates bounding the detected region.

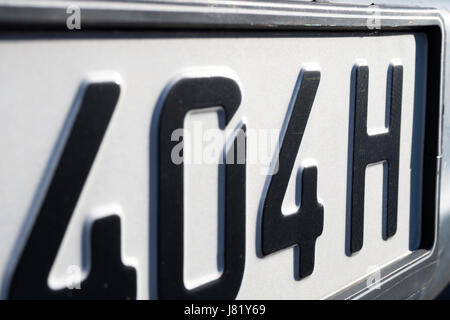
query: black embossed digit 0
[
  {"left": 158, "top": 76, "right": 246, "bottom": 299},
  {"left": 9, "top": 82, "right": 137, "bottom": 300},
  {"left": 261, "top": 70, "right": 323, "bottom": 279}
]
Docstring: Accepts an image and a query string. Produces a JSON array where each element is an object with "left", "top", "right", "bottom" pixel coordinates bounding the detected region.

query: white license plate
[{"left": 0, "top": 32, "right": 434, "bottom": 299}]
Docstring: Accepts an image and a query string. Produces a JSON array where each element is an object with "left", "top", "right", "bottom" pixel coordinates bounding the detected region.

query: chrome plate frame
[{"left": 0, "top": 0, "right": 444, "bottom": 299}]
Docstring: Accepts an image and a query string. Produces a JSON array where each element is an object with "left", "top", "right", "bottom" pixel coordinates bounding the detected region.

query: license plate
[{"left": 0, "top": 2, "right": 443, "bottom": 300}]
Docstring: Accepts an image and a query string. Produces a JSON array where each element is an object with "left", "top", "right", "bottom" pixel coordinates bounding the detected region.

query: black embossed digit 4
[
  {"left": 261, "top": 70, "right": 324, "bottom": 280},
  {"left": 9, "top": 82, "right": 137, "bottom": 300}
]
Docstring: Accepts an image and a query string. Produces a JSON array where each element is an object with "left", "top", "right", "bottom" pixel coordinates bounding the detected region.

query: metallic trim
[{"left": 0, "top": 0, "right": 443, "bottom": 30}]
